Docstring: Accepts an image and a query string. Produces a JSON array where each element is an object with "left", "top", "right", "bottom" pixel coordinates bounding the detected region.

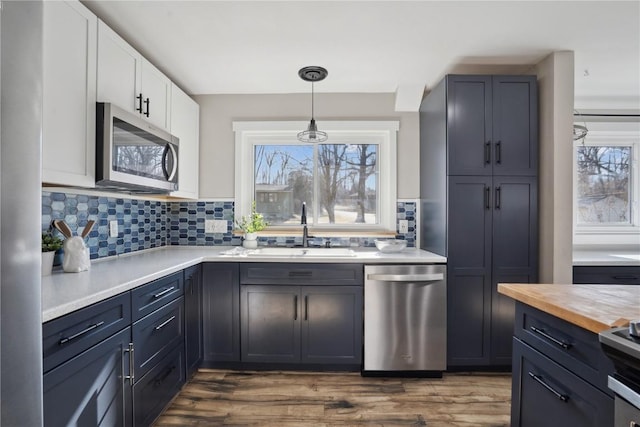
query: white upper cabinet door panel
[
  {"left": 97, "top": 19, "right": 141, "bottom": 115},
  {"left": 42, "top": 0, "right": 97, "bottom": 188},
  {"left": 141, "top": 59, "right": 172, "bottom": 131},
  {"left": 170, "top": 85, "right": 200, "bottom": 199}
]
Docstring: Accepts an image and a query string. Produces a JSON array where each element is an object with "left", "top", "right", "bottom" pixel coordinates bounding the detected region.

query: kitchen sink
[{"left": 247, "top": 247, "right": 356, "bottom": 257}]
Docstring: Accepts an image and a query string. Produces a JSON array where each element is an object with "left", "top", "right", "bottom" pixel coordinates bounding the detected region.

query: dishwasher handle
[{"left": 366, "top": 273, "right": 444, "bottom": 282}]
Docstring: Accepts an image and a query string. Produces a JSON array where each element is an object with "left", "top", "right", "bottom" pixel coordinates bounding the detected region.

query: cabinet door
[
  {"left": 97, "top": 20, "right": 141, "bottom": 115},
  {"left": 42, "top": 0, "right": 96, "bottom": 188},
  {"left": 43, "top": 327, "right": 132, "bottom": 427},
  {"left": 511, "top": 338, "right": 613, "bottom": 427},
  {"left": 447, "top": 176, "right": 493, "bottom": 366},
  {"left": 492, "top": 76, "right": 538, "bottom": 176},
  {"left": 184, "top": 265, "right": 203, "bottom": 377},
  {"left": 140, "top": 58, "right": 172, "bottom": 131},
  {"left": 203, "top": 263, "right": 240, "bottom": 362},
  {"left": 491, "top": 176, "right": 538, "bottom": 365},
  {"left": 446, "top": 75, "right": 493, "bottom": 176},
  {"left": 301, "top": 286, "right": 363, "bottom": 365},
  {"left": 241, "top": 285, "right": 300, "bottom": 363},
  {"left": 170, "top": 85, "right": 200, "bottom": 199},
  {"left": 133, "top": 343, "right": 185, "bottom": 427}
]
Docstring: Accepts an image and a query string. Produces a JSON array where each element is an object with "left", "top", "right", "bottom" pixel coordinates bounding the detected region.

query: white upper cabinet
[
  {"left": 97, "top": 20, "right": 171, "bottom": 131},
  {"left": 170, "top": 86, "right": 200, "bottom": 199},
  {"left": 42, "top": 0, "right": 97, "bottom": 188}
]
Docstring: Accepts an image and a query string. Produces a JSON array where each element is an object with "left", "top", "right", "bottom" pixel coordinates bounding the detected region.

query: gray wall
[
  {"left": 533, "top": 51, "right": 575, "bottom": 284},
  {"left": 194, "top": 92, "right": 419, "bottom": 200},
  {"left": 1, "top": 1, "right": 45, "bottom": 425}
]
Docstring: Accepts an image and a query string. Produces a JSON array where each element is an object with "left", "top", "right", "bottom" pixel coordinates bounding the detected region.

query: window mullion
[{"left": 312, "top": 143, "right": 319, "bottom": 225}]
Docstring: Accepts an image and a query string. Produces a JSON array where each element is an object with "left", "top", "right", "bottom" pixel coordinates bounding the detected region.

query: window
[
  {"left": 573, "top": 124, "right": 640, "bottom": 245},
  {"left": 234, "top": 121, "right": 398, "bottom": 231}
]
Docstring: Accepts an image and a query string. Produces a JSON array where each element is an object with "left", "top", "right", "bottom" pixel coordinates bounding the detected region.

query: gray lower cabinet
[
  {"left": 510, "top": 303, "right": 614, "bottom": 426},
  {"left": 240, "top": 283, "right": 363, "bottom": 366},
  {"left": 43, "top": 270, "right": 188, "bottom": 427},
  {"left": 203, "top": 263, "right": 241, "bottom": 363},
  {"left": 184, "top": 264, "right": 203, "bottom": 377},
  {"left": 239, "top": 263, "right": 363, "bottom": 367},
  {"left": 43, "top": 327, "right": 133, "bottom": 427}
]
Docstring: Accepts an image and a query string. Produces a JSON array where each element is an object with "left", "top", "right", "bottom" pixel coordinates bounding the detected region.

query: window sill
[{"left": 233, "top": 229, "right": 397, "bottom": 238}]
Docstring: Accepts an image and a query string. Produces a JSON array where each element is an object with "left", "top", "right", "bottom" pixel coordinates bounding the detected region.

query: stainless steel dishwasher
[{"left": 363, "top": 264, "right": 446, "bottom": 375}]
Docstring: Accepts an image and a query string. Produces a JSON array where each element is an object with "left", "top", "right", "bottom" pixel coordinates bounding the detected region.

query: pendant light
[{"left": 297, "top": 66, "right": 328, "bottom": 143}]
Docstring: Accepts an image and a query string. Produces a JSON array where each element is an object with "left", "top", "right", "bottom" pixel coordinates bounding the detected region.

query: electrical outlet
[
  {"left": 205, "top": 219, "right": 227, "bottom": 234},
  {"left": 109, "top": 220, "right": 118, "bottom": 237},
  {"left": 398, "top": 220, "right": 409, "bottom": 234},
  {"left": 212, "top": 220, "right": 227, "bottom": 233}
]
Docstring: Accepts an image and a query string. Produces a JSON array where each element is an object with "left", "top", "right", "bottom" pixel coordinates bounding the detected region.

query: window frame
[
  {"left": 573, "top": 127, "right": 640, "bottom": 246},
  {"left": 233, "top": 121, "right": 399, "bottom": 232}
]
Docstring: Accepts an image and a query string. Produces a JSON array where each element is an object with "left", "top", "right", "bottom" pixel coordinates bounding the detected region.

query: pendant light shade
[{"left": 298, "top": 66, "right": 328, "bottom": 143}]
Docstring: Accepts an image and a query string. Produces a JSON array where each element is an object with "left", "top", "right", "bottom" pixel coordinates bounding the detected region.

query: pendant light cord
[{"left": 311, "top": 81, "right": 315, "bottom": 120}]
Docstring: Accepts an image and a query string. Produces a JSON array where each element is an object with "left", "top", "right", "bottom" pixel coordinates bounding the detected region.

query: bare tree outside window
[
  {"left": 254, "top": 143, "right": 378, "bottom": 226},
  {"left": 576, "top": 145, "right": 630, "bottom": 224}
]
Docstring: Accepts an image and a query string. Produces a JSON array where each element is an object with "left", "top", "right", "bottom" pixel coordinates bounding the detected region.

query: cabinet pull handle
[
  {"left": 153, "top": 286, "right": 175, "bottom": 298},
  {"left": 495, "top": 186, "right": 501, "bottom": 210},
  {"left": 485, "top": 186, "right": 490, "bottom": 210},
  {"left": 305, "top": 296, "right": 309, "bottom": 320},
  {"left": 124, "top": 343, "right": 135, "bottom": 384},
  {"left": 136, "top": 93, "right": 143, "bottom": 113},
  {"left": 485, "top": 141, "right": 491, "bottom": 164},
  {"left": 59, "top": 321, "right": 105, "bottom": 345},
  {"left": 144, "top": 97, "right": 150, "bottom": 117},
  {"left": 154, "top": 315, "right": 176, "bottom": 331},
  {"left": 613, "top": 275, "right": 638, "bottom": 281},
  {"left": 528, "top": 372, "right": 569, "bottom": 402},
  {"left": 294, "top": 295, "right": 298, "bottom": 320},
  {"left": 154, "top": 365, "right": 176, "bottom": 388},
  {"left": 289, "top": 270, "right": 312, "bottom": 277},
  {"left": 495, "top": 141, "right": 502, "bottom": 164},
  {"left": 530, "top": 326, "right": 572, "bottom": 350}
]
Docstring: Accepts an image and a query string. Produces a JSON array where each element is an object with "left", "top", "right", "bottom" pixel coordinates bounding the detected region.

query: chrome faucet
[{"left": 301, "top": 202, "right": 312, "bottom": 248}]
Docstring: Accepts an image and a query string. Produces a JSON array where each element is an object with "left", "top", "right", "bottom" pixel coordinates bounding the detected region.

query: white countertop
[
  {"left": 573, "top": 247, "right": 640, "bottom": 266},
  {"left": 42, "top": 246, "right": 446, "bottom": 323}
]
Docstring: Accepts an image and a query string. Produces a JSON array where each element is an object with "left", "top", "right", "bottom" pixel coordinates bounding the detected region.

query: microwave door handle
[
  {"left": 161, "top": 144, "right": 171, "bottom": 180},
  {"left": 161, "top": 143, "right": 178, "bottom": 181}
]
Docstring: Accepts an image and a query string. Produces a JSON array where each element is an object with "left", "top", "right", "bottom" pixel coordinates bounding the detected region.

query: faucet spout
[{"left": 301, "top": 202, "right": 311, "bottom": 247}]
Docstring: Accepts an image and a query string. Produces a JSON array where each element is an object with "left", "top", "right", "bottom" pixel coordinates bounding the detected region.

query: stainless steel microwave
[{"left": 96, "top": 102, "right": 179, "bottom": 193}]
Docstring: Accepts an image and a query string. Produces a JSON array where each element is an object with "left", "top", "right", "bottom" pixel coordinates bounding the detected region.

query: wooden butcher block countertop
[{"left": 498, "top": 283, "right": 640, "bottom": 334}]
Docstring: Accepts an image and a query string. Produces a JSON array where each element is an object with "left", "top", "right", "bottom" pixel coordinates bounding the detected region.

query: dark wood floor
[{"left": 154, "top": 369, "right": 511, "bottom": 426}]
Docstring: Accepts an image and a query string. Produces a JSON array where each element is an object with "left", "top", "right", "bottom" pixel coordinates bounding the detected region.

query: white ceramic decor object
[
  {"left": 243, "top": 232, "right": 258, "bottom": 249},
  {"left": 62, "top": 236, "right": 90, "bottom": 273}
]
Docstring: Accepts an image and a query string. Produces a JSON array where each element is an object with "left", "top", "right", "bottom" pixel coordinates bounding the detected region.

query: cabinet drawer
[
  {"left": 131, "top": 271, "right": 183, "bottom": 321},
  {"left": 133, "top": 343, "right": 185, "bottom": 427},
  {"left": 511, "top": 338, "right": 613, "bottom": 427},
  {"left": 573, "top": 266, "right": 640, "bottom": 285},
  {"left": 514, "top": 304, "right": 614, "bottom": 394},
  {"left": 43, "top": 292, "right": 131, "bottom": 373},
  {"left": 44, "top": 327, "right": 132, "bottom": 427},
  {"left": 133, "top": 297, "right": 184, "bottom": 380},
  {"left": 240, "top": 263, "right": 363, "bottom": 286}
]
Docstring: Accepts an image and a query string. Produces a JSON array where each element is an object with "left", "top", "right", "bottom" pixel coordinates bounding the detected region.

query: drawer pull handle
[
  {"left": 613, "top": 275, "right": 638, "bottom": 281},
  {"left": 154, "top": 315, "right": 176, "bottom": 331},
  {"left": 59, "top": 321, "right": 105, "bottom": 345},
  {"left": 154, "top": 365, "right": 176, "bottom": 388},
  {"left": 153, "top": 286, "right": 175, "bottom": 299},
  {"left": 289, "top": 271, "right": 313, "bottom": 277},
  {"left": 528, "top": 372, "right": 569, "bottom": 402},
  {"left": 530, "top": 326, "right": 572, "bottom": 350}
]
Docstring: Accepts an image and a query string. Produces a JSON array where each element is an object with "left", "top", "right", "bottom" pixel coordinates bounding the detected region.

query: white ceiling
[{"left": 82, "top": 1, "right": 640, "bottom": 110}]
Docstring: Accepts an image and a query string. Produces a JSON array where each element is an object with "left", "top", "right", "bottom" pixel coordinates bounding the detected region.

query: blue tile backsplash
[{"left": 42, "top": 190, "right": 417, "bottom": 260}]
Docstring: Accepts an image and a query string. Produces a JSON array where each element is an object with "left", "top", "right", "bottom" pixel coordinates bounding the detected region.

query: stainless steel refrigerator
[{"left": 1, "top": 1, "right": 45, "bottom": 425}]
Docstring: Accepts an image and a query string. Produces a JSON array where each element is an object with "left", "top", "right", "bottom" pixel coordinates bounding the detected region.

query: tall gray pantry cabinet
[{"left": 420, "top": 74, "right": 538, "bottom": 368}]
